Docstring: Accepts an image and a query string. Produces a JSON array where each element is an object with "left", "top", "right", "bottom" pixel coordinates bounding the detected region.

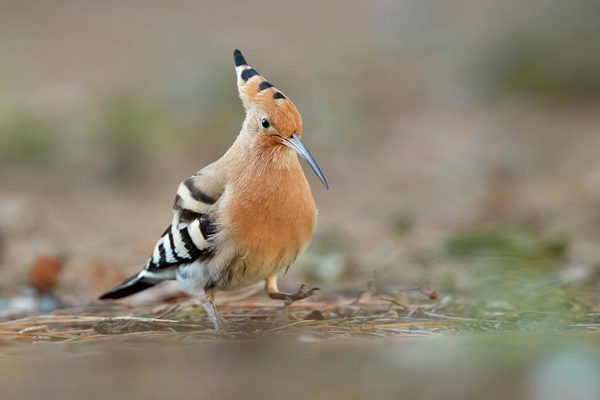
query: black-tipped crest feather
[{"left": 233, "top": 49, "right": 247, "bottom": 67}]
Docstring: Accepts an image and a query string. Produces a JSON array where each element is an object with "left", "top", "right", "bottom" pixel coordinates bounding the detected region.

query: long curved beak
[{"left": 282, "top": 133, "right": 329, "bottom": 189}]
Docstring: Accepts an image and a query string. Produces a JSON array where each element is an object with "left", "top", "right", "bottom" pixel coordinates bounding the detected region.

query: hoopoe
[{"left": 99, "top": 49, "right": 328, "bottom": 328}]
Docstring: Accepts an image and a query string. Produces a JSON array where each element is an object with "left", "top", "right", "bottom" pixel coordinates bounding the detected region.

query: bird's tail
[{"left": 98, "top": 272, "right": 157, "bottom": 300}]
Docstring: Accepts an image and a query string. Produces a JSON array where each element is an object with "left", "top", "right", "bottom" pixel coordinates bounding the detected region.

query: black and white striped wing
[{"left": 144, "top": 172, "right": 221, "bottom": 271}]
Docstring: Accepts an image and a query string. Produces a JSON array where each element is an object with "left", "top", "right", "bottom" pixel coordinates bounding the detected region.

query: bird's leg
[
  {"left": 265, "top": 275, "right": 319, "bottom": 306},
  {"left": 200, "top": 287, "right": 222, "bottom": 330}
]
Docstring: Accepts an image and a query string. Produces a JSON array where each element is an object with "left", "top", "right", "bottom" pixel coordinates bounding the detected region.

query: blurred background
[
  {"left": 2, "top": 0, "right": 600, "bottom": 307},
  {"left": 1, "top": 1, "right": 600, "bottom": 398}
]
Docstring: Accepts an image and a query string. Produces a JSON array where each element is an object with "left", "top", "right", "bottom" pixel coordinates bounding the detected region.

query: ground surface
[{"left": 2, "top": 294, "right": 600, "bottom": 400}]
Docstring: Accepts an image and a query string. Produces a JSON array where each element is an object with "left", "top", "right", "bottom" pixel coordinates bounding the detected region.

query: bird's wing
[{"left": 145, "top": 162, "right": 226, "bottom": 271}]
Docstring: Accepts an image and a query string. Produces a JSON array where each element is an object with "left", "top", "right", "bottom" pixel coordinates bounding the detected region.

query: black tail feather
[{"left": 98, "top": 272, "right": 157, "bottom": 300}]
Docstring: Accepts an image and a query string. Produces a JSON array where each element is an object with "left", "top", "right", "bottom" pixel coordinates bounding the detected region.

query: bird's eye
[{"left": 261, "top": 118, "right": 270, "bottom": 129}]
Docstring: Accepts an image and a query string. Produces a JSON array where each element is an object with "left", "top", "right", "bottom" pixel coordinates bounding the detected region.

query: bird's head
[{"left": 233, "top": 49, "right": 328, "bottom": 189}]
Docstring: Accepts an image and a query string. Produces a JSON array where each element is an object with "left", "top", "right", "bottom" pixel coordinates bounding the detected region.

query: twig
[
  {"left": 262, "top": 319, "right": 320, "bottom": 333},
  {"left": 154, "top": 304, "right": 180, "bottom": 319},
  {"left": 380, "top": 296, "right": 409, "bottom": 309},
  {"left": 420, "top": 311, "right": 480, "bottom": 322}
]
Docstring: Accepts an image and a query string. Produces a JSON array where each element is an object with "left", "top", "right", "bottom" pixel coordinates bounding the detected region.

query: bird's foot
[
  {"left": 191, "top": 299, "right": 223, "bottom": 331},
  {"left": 202, "top": 300, "right": 223, "bottom": 331},
  {"left": 268, "top": 284, "right": 320, "bottom": 306}
]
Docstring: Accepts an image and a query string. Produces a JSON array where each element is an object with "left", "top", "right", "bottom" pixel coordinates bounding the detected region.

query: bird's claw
[{"left": 269, "top": 284, "right": 320, "bottom": 306}]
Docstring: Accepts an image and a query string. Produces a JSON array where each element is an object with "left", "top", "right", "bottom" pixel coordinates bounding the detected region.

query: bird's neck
[{"left": 224, "top": 122, "right": 313, "bottom": 207}]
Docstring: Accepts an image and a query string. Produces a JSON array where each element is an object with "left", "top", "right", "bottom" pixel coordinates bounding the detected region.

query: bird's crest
[{"left": 233, "top": 49, "right": 302, "bottom": 137}]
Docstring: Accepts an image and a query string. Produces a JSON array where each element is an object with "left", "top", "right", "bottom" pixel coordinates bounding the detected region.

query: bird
[{"left": 99, "top": 49, "right": 328, "bottom": 328}]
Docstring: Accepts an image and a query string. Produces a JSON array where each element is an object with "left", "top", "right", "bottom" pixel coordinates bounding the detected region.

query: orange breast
[{"left": 225, "top": 156, "right": 317, "bottom": 272}]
